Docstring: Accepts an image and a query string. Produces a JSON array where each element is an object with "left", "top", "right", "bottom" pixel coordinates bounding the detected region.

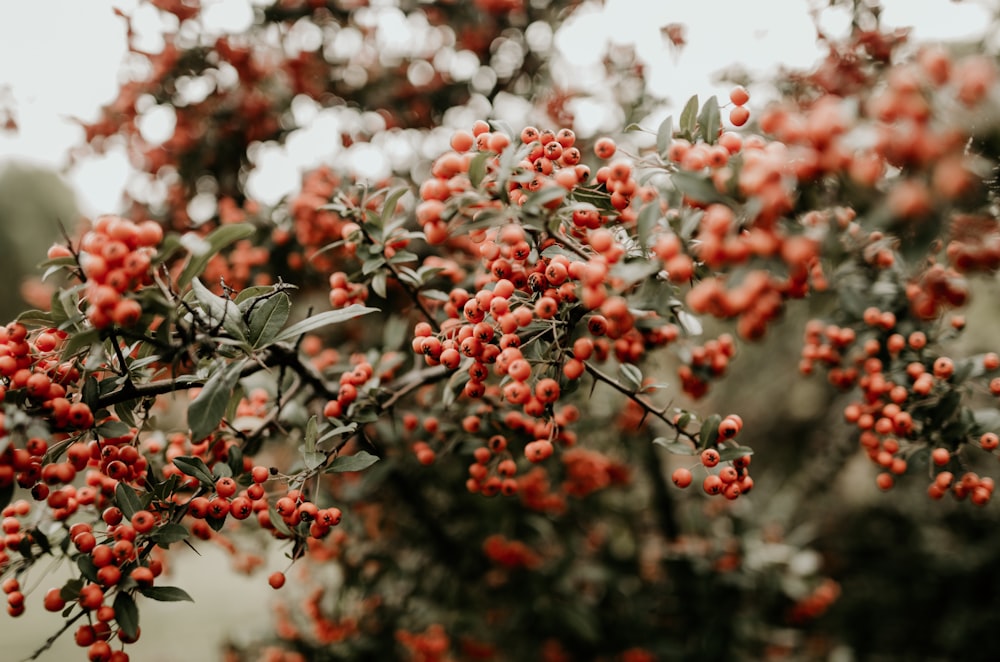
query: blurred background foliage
[
  {"left": 0, "top": 163, "right": 77, "bottom": 320},
  {"left": 4, "top": 0, "right": 1000, "bottom": 660}
]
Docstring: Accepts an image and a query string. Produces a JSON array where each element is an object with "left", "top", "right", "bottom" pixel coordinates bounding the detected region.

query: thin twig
[
  {"left": 583, "top": 362, "right": 699, "bottom": 445},
  {"left": 24, "top": 608, "right": 88, "bottom": 661}
]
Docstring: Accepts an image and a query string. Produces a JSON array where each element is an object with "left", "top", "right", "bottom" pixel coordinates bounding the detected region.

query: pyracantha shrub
[{"left": 3, "top": 1, "right": 1000, "bottom": 660}]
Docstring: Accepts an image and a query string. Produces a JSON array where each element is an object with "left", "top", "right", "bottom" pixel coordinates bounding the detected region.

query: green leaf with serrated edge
[
  {"left": 139, "top": 585, "right": 194, "bottom": 602},
  {"left": 177, "top": 223, "right": 255, "bottom": 289},
  {"left": 248, "top": 292, "right": 291, "bottom": 349},
  {"left": 679, "top": 94, "right": 699, "bottom": 136},
  {"left": 698, "top": 95, "right": 721, "bottom": 144},
  {"left": 114, "top": 591, "right": 140, "bottom": 641},
  {"left": 305, "top": 415, "right": 318, "bottom": 454},
  {"left": 656, "top": 114, "right": 674, "bottom": 160},
  {"left": 150, "top": 523, "right": 189, "bottom": 546},
  {"left": 700, "top": 414, "right": 722, "bottom": 449},
  {"left": 272, "top": 305, "right": 378, "bottom": 344},
  {"left": 325, "top": 450, "right": 380, "bottom": 473},
  {"left": 190, "top": 278, "right": 246, "bottom": 341},
  {"left": 468, "top": 151, "right": 491, "bottom": 188},
  {"left": 188, "top": 359, "right": 246, "bottom": 442},
  {"left": 719, "top": 446, "right": 754, "bottom": 462},
  {"left": 98, "top": 420, "right": 132, "bottom": 439},
  {"left": 267, "top": 502, "right": 294, "bottom": 537},
  {"left": 671, "top": 171, "right": 727, "bottom": 204},
  {"left": 173, "top": 456, "right": 216, "bottom": 487},
  {"left": 653, "top": 437, "right": 697, "bottom": 455},
  {"left": 212, "top": 462, "right": 232, "bottom": 479},
  {"left": 379, "top": 187, "right": 408, "bottom": 228},
  {"left": 371, "top": 272, "right": 388, "bottom": 299},
  {"left": 115, "top": 483, "right": 143, "bottom": 520},
  {"left": 619, "top": 364, "right": 643, "bottom": 392}
]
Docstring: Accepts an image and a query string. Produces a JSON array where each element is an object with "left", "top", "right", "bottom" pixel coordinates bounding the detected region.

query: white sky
[{"left": 0, "top": 0, "right": 994, "bottom": 216}]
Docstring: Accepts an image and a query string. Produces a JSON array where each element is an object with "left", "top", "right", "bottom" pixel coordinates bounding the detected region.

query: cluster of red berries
[
  {"left": 670, "top": 415, "right": 753, "bottom": 500},
  {"left": 0, "top": 323, "right": 94, "bottom": 429},
  {"left": 321, "top": 358, "right": 374, "bottom": 419},
  {"left": 48, "top": 216, "right": 162, "bottom": 329},
  {"left": 802, "top": 310, "right": 1000, "bottom": 501}
]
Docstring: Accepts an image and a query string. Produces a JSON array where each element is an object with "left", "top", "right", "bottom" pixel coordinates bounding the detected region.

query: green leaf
[
  {"left": 379, "top": 187, "right": 409, "bottom": 228},
  {"left": 188, "top": 359, "right": 246, "bottom": 442},
  {"left": 173, "top": 456, "right": 216, "bottom": 488},
  {"left": 114, "top": 591, "right": 140, "bottom": 641},
  {"left": 362, "top": 257, "right": 387, "bottom": 275},
  {"left": 15, "top": 309, "right": 53, "bottom": 327},
  {"left": 177, "top": 223, "right": 256, "bottom": 289},
  {"left": 98, "top": 420, "right": 132, "bottom": 439},
  {"left": 656, "top": 114, "right": 674, "bottom": 160},
  {"left": 304, "top": 415, "right": 318, "bottom": 454},
  {"left": 697, "top": 95, "right": 721, "bottom": 144},
  {"left": 324, "top": 450, "right": 380, "bottom": 473},
  {"left": 619, "top": 364, "right": 643, "bottom": 392},
  {"left": 235, "top": 285, "right": 278, "bottom": 306},
  {"left": 371, "top": 272, "right": 388, "bottom": 299},
  {"left": 272, "top": 305, "right": 378, "bottom": 344},
  {"left": 59, "top": 578, "right": 84, "bottom": 601},
  {"left": 468, "top": 151, "right": 491, "bottom": 189},
  {"left": 77, "top": 554, "right": 99, "bottom": 583},
  {"left": 317, "top": 423, "right": 358, "bottom": 446},
  {"left": 150, "top": 523, "right": 190, "bottom": 547},
  {"left": 61, "top": 328, "right": 100, "bottom": 360},
  {"left": 267, "top": 502, "right": 293, "bottom": 537},
  {"left": 81, "top": 375, "right": 100, "bottom": 410},
  {"left": 679, "top": 94, "right": 699, "bottom": 136},
  {"left": 719, "top": 445, "right": 754, "bottom": 462},
  {"left": 302, "top": 451, "right": 326, "bottom": 471},
  {"left": 190, "top": 278, "right": 246, "bottom": 341},
  {"left": 115, "top": 483, "right": 143, "bottom": 520},
  {"left": 139, "top": 585, "right": 194, "bottom": 602},
  {"left": 636, "top": 201, "right": 660, "bottom": 250},
  {"left": 671, "top": 171, "right": 726, "bottom": 205},
  {"left": 700, "top": 414, "right": 722, "bottom": 449},
  {"left": 524, "top": 186, "right": 566, "bottom": 211},
  {"left": 653, "top": 437, "right": 696, "bottom": 455},
  {"left": 248, "top": 292, "right": 291, "bottom": 349}
]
